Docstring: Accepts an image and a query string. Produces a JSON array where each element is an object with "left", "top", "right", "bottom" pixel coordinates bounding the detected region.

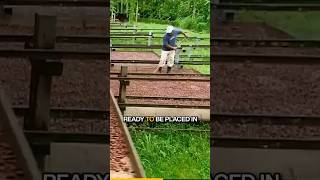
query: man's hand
[{"left": 182, "top": 32, "right": 188, "bottom": 39}]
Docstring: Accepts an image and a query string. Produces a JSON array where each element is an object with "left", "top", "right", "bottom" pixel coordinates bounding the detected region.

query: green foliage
[
  {"left": 236, "top": 11, "right": 320, "bottom": 39},
  {"left": 111, "top": 0, "right": 210, "bottom": 32}
]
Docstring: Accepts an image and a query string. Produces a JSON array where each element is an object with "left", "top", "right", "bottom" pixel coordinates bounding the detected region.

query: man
[{"left": 153, "top": 25, "right": 188, "bottom": 73}]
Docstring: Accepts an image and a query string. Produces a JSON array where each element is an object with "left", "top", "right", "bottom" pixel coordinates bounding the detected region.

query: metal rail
[
  {"left": 110, "top": 76, "right": 210, "bottom": 82},
  {"left": 212, "top": 113, "right": 320, "bottom": 125},
  {"left": 219, "top": 0, "right": 320, "bottom": 4},
  {"left": 119, "top": 103, "right": 210, "bottom": 109},
  {"left": 3, "top": 0, "right": 108, "bottom": 7},
  {"left": 115, "top": 95, "right": 210, "bottom": 101},
  {"left": 180, "top": 55, "right": 210, "bottom": 59},
  {"left": 111, "top": 33, "right": 153, "bottom": 36},
  {"left": 111, "top": 28, "right": 165, "bottom": 31},
  {"left": 0, "top": 49, "right": 107, "bottom": 59},
  {"left": 213, "top": 2, "right": 320, "bottom": 11},
  {"left": 213, "top": 52, "right": 320, "bottom": 64},
  {"left": 13, "top": 106, "right": 107, "bottom": 119},
  {"left": 110, "top": 72, "right": 210, "bottom": 77},
  {"left": 111, "top": 44, "right": 210, "bottom": 49},
  {"left": 0, "top": 34, "right": 108, "bottom": 43},
  {"left": 212, "top": 38, "right": 320, "bottom": 48},
  {"left": 0, "top": 90, "right": 41, "bottom": 180},
  {"left": 212, "top": 136, "right": 320, "bottom": 150},
  {"left": 26, "top": 131, "right": 107, "bottom": 155},
  {"left": 111, "top": 60, "right": 210, "bottom": 65},
  {"left": 25, "top": 131, "right": 107, "bottom": 145},
  {"left": 110, "top": 90, "right": 146, "bottom": 178}
]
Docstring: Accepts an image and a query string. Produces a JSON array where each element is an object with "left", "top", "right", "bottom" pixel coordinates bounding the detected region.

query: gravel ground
[
  {"left": 111, "top": 51, "right": 159, "bottom": 60},
  {"left": 212, "top": 22, "right": 320, "bottom": 138},
  {"left": 0, "top": 129, "right": 24, "bottom": 180},
  {"left": 0, "top": 58, "right": 107, "bottom": 109},
  {"left": 110, "top": 103, "right": 135, "bottom": 178},
  {"left": 0, "top": 24, "right": 106, "bottom": 35}
]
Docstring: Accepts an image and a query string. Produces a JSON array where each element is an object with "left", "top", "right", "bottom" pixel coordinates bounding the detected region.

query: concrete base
[
  {"left": 124, "top": 107, "right": 210, "bottom": 121},
  {"left": 45, "top": 143, "right": 108, "bottom": 173},
  {"left": 212, "top": 147, "right": 320, "bottom": 180}
]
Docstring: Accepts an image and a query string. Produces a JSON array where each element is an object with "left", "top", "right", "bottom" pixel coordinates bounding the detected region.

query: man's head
[{"left": 166, "top": 25, "right": 174, "bottom": 36}]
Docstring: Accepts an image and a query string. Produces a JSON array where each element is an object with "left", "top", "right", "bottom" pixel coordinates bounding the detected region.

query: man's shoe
[{"left": 167, "top": 67, "right": 171, "bottom": 73}]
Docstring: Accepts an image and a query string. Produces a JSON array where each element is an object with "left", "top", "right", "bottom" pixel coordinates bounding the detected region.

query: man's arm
[
  {"left": 177, "top": 30, "right": 188, "bottom": 38},
  {"left": 181, "top": 31, "right": 188, "bottom": 38},
  {"left": 167, "top": 44, "right": 177, "bottom": 50}
]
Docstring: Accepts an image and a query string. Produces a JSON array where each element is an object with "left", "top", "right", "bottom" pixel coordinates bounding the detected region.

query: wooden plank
[
  {"left": 110, "top": 90, "right": 146, "bottom": 178},
  {"left": 0, "top": 90, "right": 41, "bottom": 180}
]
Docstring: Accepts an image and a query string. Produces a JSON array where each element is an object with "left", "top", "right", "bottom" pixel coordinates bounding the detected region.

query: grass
[
  {"left": 128, "top": 121, "right": 210, "bottom": 179},
  {"left": 236, "top": 11, "right": 320, "bottom": 39},
  {"left": 130, "top": 126, "right": 210, "bottom": 179},
  {"left": 111, "top": 22, "right": 210, "bottom": 74}
]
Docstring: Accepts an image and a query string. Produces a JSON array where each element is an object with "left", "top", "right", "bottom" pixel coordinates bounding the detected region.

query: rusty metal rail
[
  {"left": 3, "top": 0, "right": 108, "bottom": 7},
  {"left": 212, "top": 136, "right": 320, "bottom": 150},
  {"left": 213, "top": 2, "right": 320, "bottom": 11},
  {"left": 110, "top": 72, "right": 210, "bottom": 77},
  {"left": 110, "top": 90, "right": 146, "bottom": 178},
  {"left": 114, "top": 95, "right": 210, "bottom": 101},
  {"left": 119, "top": 103, "right": 210, "bottom": 109},
  {"left": 0, "top": 49, "right": 108, "bottom": 59},
  {"left": 110, "top": 76, "right": 210, "bottom": 82},
  {"left": 0, "top": 34, "right": 108, "bottom": 44},
  {"left": 212, "top": 113, "right": 320, "bottom": 125},
  {"left": 111, "top": 44, "right": 210, "bottom": 49},
  {"left": 111, "top": 60, "right": 210, "bottom": 65},
  {"left": 212, "top": 38, "right": 320, "bottom": 48},
  {"left": 13, "top": 106, "right": 107, "bottom": 119},
  {"left": 213, "top": 52, "right": 320, "bottom": 64},
  {"left": 0, "top": 90, "right": 41, "bottom": 180}
]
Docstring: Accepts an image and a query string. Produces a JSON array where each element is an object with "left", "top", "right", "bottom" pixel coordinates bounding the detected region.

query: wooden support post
[
  {"left": 25, "top": 13, "right": 62, "bottom": 170},
  {"left": 118, "top": 66, "right": 129, "bottom": 115},
  {"left": 174, "top": 48, "right": 182, "bottom": 68},
  {"left": 195, "top": 37, "right": 200, "bottom": 46}
]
